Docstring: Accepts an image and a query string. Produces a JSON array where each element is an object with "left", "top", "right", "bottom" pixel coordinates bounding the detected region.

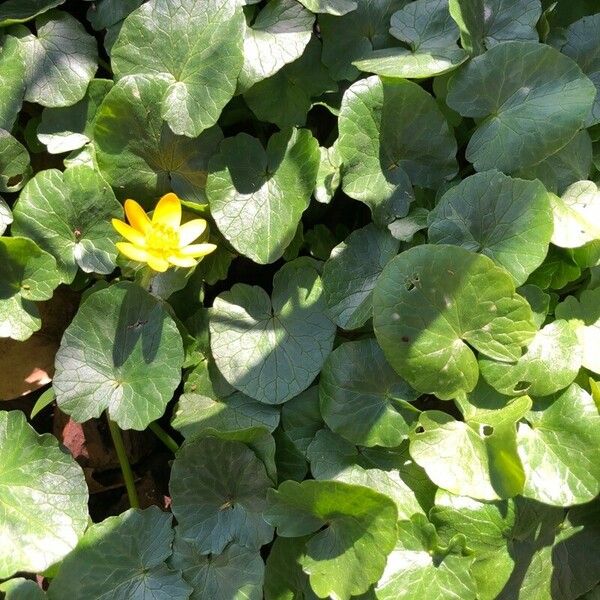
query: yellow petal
[
  {"left": 179, "top": 243, "right": 217, "bottom": 257},
  {"left": 146, "top": 253, "right": 170, "bottom": 272},
  {"left": 112, "top": 219, "right": 146, "bottom": 246},
  {"left": 124, "top": 199, "right": 151, "bottom": 233},
  {"left": 116, "top": 242, "right": 150, "bottom": 263},
  {"left": 152, "top": 193, "right": 181, "bottom": 229},
  {"left": 168, "top": 254, "right": 198, "bottom": 268},
  {"left": 178, "top": 219, "right": 207, "bottom": 247}
]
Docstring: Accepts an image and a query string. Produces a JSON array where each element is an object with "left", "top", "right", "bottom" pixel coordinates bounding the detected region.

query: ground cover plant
[{"left": 1, "top": 0, "right": 600, "bottom": 598}]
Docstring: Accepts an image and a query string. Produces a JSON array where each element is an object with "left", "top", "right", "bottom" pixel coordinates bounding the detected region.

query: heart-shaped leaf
[
  {"left": 320, "top": 338, "right": 420, "bottom": 447},
  {"left": 264, "top": 479, "right": 398, "bottom": 600},
  {"left": 322, "top": 223, "right": 399, "bottom": 329},
  {"left": 111, "top": 0, "right": 244, "bottom": 137},
  {"left": 48, "top": 507, "right": 190, "bottom": 600},
  {"left": 53, "top": 281, "right": 184, "bottom": 430},
  {"left": 210, "top": 260, "right": 336, "bottom": 404},
  {"left": 207, "top": 128, "right": 319, "bottom": 264},
  {"left": 12, "top": 165, "right": 122, "bottom": 283},
  {"left": 0, "top": 236, "right": 61, "bottom": 341},
  {"left": 428, "top": 170, "right": 553, "bottom": 285},
  {"left": 446, "top": 41, "right": 596, "bottom": 173},
  {"left": 0, "top": 410, "right": 88, "bottom": 578},
  {"left": 169, "top": 436, "right": 274, "bottom": 553},
  {"left": 373, "top": 244, "right": 537, "bottom": 399},
  {"left": 94, "top": 76, "right": 223, "bottom": 204}
]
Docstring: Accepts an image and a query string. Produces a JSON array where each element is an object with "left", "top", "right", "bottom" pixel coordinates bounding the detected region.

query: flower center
[{"left": 146, "top": 222, "right": 179, "bottom": 254}]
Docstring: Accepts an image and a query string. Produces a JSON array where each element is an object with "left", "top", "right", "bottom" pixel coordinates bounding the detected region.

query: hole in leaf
[
  {"left": 415, "top": 425, "right": 425, "bottom": 434},
  {"left": 514, "top": 381, "right": 530, "bottom": 393},
  {"left": 404, "top": 273, "right": 420, "bottom": 291},
  {"left": 401, "top": 336, "right": 410, "bottom": 342},
  {"left": 7, "top": 174, "right": 22, "bottom": 187},
  {"left": 482, "top": 424, "right": 494, "bottom": 436}
]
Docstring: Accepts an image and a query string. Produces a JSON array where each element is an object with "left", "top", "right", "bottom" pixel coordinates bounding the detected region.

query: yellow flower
[{"left": 112, "top": 193, "right": 216, "bottom": 273}]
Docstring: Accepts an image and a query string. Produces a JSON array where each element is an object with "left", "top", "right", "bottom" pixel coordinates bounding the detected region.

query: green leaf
[
  {"left": 238, "top": 0, "right": 314, "bottom": 92},
  {"left": 207, "top": 128, "right": 319, "bottom": 264},
  {"left": 111, "top": 0, "right": 244, "bottom": 138},
  {"left": 314, "top": 144, "right": 341, "bottom": 204},
  {"left": 296, "top": 0, "right": 356, "bottom": 15},
  {"left": 428, "top": 170, "right": 554, "bottom": 285},
  {"left": 517, "top": 384, "right": 600, "bottom": 506},
  {"left": 11, "top": 11, "right": 97, "bottom": 107},
  {"left": 0, "top": 236, "right": 61, "bottom": 341},
  {"left": 0, "top": 410, "right": 88, "bottom": 578},
  {"left": 516, "top": 130, "right": 593, "bottom": 193},
  {"left": 320, "top": 339, "right": 419, "bottom": 447},
  {"left": 264, "top": 536, "right": 319, "bottom": 600},
  {"left": 48, "top": 507, "right": 190, "bottom": 600},
  {"left": 479, "top": 321, "right": 582, "bottom": 397},
  {"left": 446, "top": 41, "right": 596, "bottom": 173},
  {"left": 0, "top": 578, "right": 46, "bottom": 600},
  {"left": 322, "top": 224, "right": 399, "bottom": 330},
  {"left": 375, "top": 514, "right": 478, "bottom": 600},
  {"left": 0, "top": 34, "right": 25, "bottom": 130},
  {"left": 337, "top": 76, "right": 457, "bottom": 225},
  {"left": 0, "top": 0, "right": 64, "bottom": 26},
  {"left": 87, "top": 0, "right": 143, "bottom": 30},
  {"left": 169, "top": 436, "right": 274, "bottom": 553},
  {"left": 550, "top": 180, "right": 600, "bottom": 248},
  {"left": 430, "top": 492, "right": 517, "bottom": 600},
  {"left": 53, "top": 281, "right": 184, "bottom": 430},
  {"left": 373, "top": 244, "right": 537, "bottom": 399},
  {"left": 354, "top": 0, "right": 468, "bottom": 79},
  {"left": 319, "top": 0, "right": 410, "bottom": 81},
  {"left": 94, "top": 76, "right": 223, "bottom": 204},
  {"left": 171, "top": 537, "right": 264, "bottom": 600},
  {"left": 37, "top": 79, "right": 113, "bottom": 154},
  {"left": 243, "top": 38, "right": 336, "bottom": 128},
  {"left": 562, "top": 14, "right": 600, "bottom": 125},
  {"left": 307, "top": 430, "right": 434, "bottom": 520},
  {"left": 0, "top": 129, "right": 31, "bottom": 192},
  {"left": 556, "top": 287, "right": 600, "bottom": 374},
  {"left": 264, "top": 479, "right": 398, "bottom": 600},
  {"left": 172, "top": 392, "right": 280, "bottom": 439},
  {"left": 30, "top": 387, "right": 55, "bottom": 419},
  {"left": 280, "top": 386, "right": 323, "bottom": 456},
  {"left": 12, "top": 166, "right": 122, "bottom": 283},
  {"left": 448, "top": 0, "right": 542, "bottom": 54},
  {"left": 210, "top": 260, "right": 336, "bottom": 405},
  {"left": 0, "top": 196, "right": 12, "bottom": 235},
  {"left": 409, "top": 404, "right": 528, "bottom": 501},
  {"left": 388, "top": 206, "right": 429, "bottom": 242}
]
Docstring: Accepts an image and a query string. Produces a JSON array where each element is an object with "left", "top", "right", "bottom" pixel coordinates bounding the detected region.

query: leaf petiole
[{"left": 107, "top": 415, "right": 140, "bottom": 509}]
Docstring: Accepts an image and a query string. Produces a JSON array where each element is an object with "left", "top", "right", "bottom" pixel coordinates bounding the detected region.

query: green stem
[
  {"left": 138, "top": 268, "right": 155, "bottom": 291},
  {"left": 149, "top": 421, "right": 180, "bottom": 454},
  {"left": 107, "top": 416, "right": 140, "bottom": 509}
]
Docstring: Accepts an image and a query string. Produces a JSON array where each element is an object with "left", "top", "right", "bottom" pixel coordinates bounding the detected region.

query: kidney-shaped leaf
[
  {"left": 320, "top": 338, "right": 420, "bottom": 447},
  {"left": 322, "top": 223, "right": 399, "bottom": 330},
  {"left": 94, "top": 76, "right": 223, "bottom": 205},
  {"left": 0, "top": 410, "right": 88, "bottom": 579},
  {"left": 12, "top": 166, "right": 122, "bottom": 283},
  {"left": 48, "top": 507, "right": 190, "bottom": 600},
  {"left": 0, "top": 236, "right": 61, "bottom": 341},
  {"left": 517, "top": 384, "right": 600, "bottom": 506},
  {"left": 264, "top": 479, "right": 398, "bottom": 600},
  {"left": 337, "top": 76, "right": 457, "bottom": 225},
  {"left": 210, "top": 260, "right": 336, "bottom": 405},
  {"left": 354, "top": 0, "right": 468, "bottom": 79},
  {"left": 428, "top": 170, "right": 553, "bottom": 285},
  {"left": 207, "top": 129, "right": 319, "bottom": 264},
  {"left": 12, "top": 10, "right": 97, "bottom": 107},
  {"left": 111, "top": 0, "right": 244, "bottom": 138},
  {"left": 446, "top": 41, "right": 596, "bottom": 173},
  {"left": 53, "top": 281, "right": 184, "bottom": 430},
  {"left": 373, "top": 244, "right": 537, "bottom": 399},
  {"left": 169, "top": 436, "right": 274, "bottom": 554},
  {"left": 171, "top": 537, "right": 264, "bottom": 600}
]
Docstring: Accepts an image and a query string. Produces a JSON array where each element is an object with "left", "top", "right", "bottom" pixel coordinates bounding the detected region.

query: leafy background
[{"left": 1, "top": 0, "right": 600, "bottom": 598}]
